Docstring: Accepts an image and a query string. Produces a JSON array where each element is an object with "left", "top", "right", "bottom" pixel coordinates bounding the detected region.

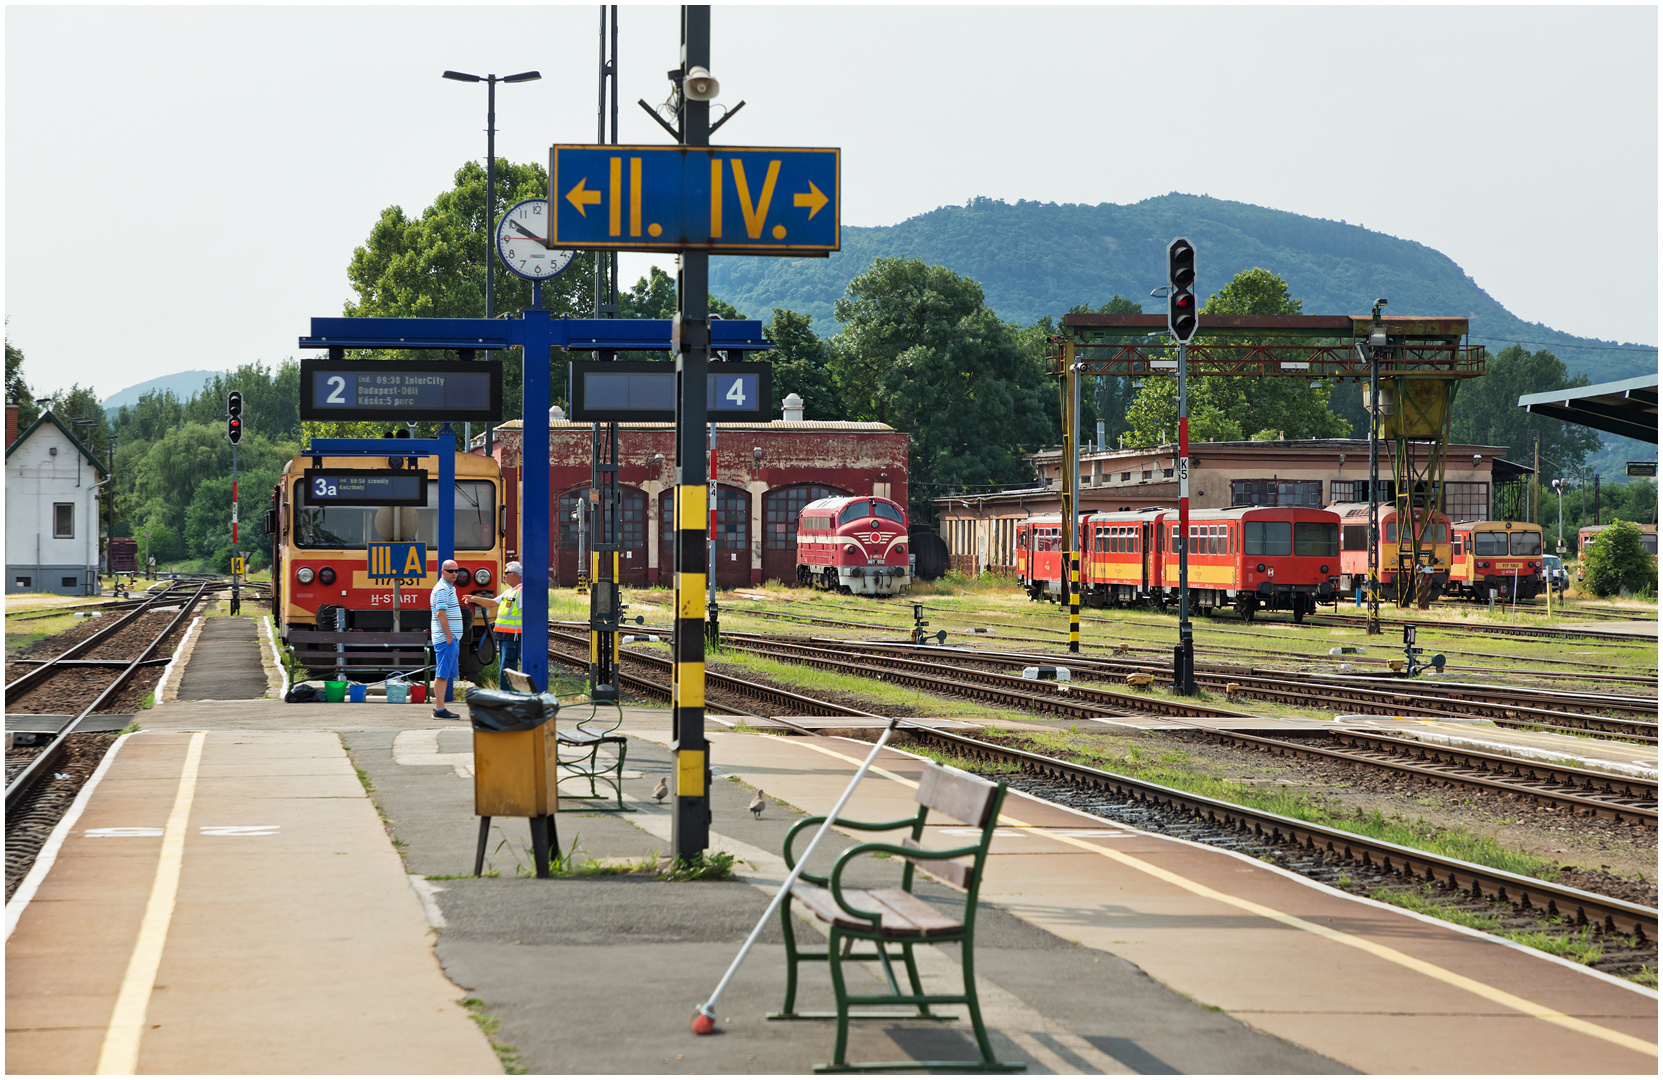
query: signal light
[
  {"left": 1166, "top": 237, "right": 1198, "bottom": 344},
  {"left": 227, "top": 390, "right": 243, "bottom": 444}
]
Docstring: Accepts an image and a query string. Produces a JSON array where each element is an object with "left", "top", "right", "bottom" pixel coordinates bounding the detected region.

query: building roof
[
  {"left": 472, "top": 417, "right": 898, "bottom": 449},
  {"left": 1517, "top": 375, "right": 1658, "bottom": 445},
  {"left": 4, "top": 410, "right": 108, "bottom": 478}
]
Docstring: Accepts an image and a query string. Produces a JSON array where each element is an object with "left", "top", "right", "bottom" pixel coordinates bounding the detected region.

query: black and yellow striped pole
[
  {"left": 671, "top": 4, "right": 713, "bottom": 861},
  {"left": 1061, "top": 339, "right": 1081, "bottom": 653}
]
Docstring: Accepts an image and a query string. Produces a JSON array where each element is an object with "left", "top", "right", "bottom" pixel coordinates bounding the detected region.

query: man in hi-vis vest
[{"left": 466, "top": 560, "right": 523, "bottom": 682}]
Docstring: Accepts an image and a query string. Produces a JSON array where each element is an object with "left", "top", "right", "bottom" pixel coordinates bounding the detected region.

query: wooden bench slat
[
  {"left": 790, "top": 883, "right": 962, "bottom": 939},
  {"left": 917, "top": 765, "right": 998, "bottom": 827},
  {"left": 901, "top": 836, "right": 974, "bottom": 890}
]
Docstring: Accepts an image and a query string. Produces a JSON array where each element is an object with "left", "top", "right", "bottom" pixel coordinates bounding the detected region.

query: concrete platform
[{"left": 7, "top": 694, "right": 1656, "bottom": 1074}]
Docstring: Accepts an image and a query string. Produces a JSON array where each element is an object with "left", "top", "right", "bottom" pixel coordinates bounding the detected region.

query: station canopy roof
[{"left": 1518, "top": 375, "right": 1658, "bottom": 445}]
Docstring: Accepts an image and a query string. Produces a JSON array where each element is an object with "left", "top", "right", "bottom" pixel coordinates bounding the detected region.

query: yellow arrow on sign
[
  {"left": 794, "top": 181, "right": 828, "bottom": 220},
  {"left": 566, "top": 178, "right": 602, "bottom": 216}
]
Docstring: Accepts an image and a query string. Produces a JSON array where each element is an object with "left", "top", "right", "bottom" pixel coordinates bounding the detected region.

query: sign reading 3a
[{"left": 548, "top": 144, "right": 839, "bottom": 255}]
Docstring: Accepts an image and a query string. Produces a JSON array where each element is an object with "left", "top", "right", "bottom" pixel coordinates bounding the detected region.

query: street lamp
[
  {"left": 1551, "top": 478, "right": 1566, "bottom": 552},
  {"left": 442, "top": 69, "right": 541, "bottom": 321}
]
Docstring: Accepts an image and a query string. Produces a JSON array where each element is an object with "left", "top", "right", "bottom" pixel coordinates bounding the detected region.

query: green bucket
[{"left": 324, "top": 680, "right": 348, "bottom": 703}]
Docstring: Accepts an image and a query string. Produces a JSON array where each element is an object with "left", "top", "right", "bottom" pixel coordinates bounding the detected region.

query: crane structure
[{"left": 1051, "top": 313, "right": 1486, "bottom": 618}]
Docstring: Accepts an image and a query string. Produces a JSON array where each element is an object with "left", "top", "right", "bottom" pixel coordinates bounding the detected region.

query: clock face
[{"left": 496, "top": 199, "right": 576, "bottom": 280}]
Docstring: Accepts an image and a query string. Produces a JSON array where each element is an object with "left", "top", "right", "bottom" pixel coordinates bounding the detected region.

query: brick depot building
[
  {"left": 935, "top": 438, "right": 1521, "bottom": 576},
  {"left": 481, "top": 407, "right": 908, "bottom": 588}
]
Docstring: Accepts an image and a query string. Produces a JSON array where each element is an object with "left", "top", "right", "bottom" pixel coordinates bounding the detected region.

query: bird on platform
[
  {"left": 749, "top": 790, "right": 766, "bottom": 819},
  {"left": 652, "top": 776, "right": 669, "bottom": 804}
]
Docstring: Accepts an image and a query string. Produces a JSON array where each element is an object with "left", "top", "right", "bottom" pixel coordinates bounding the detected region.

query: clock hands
[{"left": 508, "top": 219, "right": 545, "bottom": 241}]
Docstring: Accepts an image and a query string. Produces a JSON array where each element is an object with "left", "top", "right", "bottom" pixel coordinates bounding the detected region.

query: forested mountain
[
  {"left": 710, "top": 193, "right": 1655, "bottom": 386},
  {"left": 102, "top": 370, "right": 227, "bottom": 411}
]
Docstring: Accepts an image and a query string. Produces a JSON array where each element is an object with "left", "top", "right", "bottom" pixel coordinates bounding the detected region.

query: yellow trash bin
[{"left": 467, "top": 688, "right": 562, "bottom": 876}]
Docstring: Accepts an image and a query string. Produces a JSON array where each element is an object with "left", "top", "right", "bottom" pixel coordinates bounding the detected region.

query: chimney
[
  {"left": 5, "top": 404, "right": 16, "bottom": 450},
  {"left": 782, "top": 392, "right": 804, "bottom": 422}
]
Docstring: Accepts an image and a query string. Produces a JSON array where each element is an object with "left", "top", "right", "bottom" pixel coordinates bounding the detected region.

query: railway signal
[
  {"left": 1166, "top": 238, "right": 1198, "bottom": 344},
  {"left": 227, "top": 390, "right": 243, "bottom": 444}
]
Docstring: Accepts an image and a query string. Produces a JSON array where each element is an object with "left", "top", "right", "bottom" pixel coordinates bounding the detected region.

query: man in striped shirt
[{"left": 430, "top": 560, "right": 466, "bottom": 720}]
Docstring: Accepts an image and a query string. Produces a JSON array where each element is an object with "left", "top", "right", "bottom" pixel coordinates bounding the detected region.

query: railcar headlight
[
  {"left": 845, "top": 545, "right": 858, "bottom": 555},
  {"left": 296, "top": 567, "right": 315, "bottom": 585},
  {"left": 474, "top": 567, "right": 492, "bottom": 586},
  {"left": 1256, "top": 563, "right": 1266, "bottom": 573},
  {"left": 1320, "top": 565, "right": 1329, "bottom": 575},
  {"left": 318, "top": 567, "right": 336, "bottom": 585},
  {"left": 895, "top": 544, "right": 907, "bottom": 555}
]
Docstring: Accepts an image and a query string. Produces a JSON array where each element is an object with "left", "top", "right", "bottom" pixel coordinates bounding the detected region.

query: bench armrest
[
  {"left": 825, "top": 841, "right": 984, "bottom": 927},
  {"left": 782, "top": 814, "right": 921, "bottom": 884}
]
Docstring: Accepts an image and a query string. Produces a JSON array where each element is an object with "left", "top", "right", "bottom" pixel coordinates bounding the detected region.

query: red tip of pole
[{"left": 690, "top": 1010, "right": 716, "bottom": 1036}]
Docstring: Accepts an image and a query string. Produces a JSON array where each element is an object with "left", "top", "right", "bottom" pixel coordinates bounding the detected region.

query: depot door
[
  {"left": 558, "top": 486, "right": 647, "bottom": 587},
  {"left": 660, "top": 486, "right": 753, "bottom": 588},
  {"left": 761, "top": 484, "right": 846, "bottom": 586}
]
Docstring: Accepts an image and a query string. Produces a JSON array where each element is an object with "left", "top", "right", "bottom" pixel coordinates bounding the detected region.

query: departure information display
[
  {"left": 299, "top": 359, "right": 502, "bottom": 421},
  {"left": 569, "top": 360, "right": 772, "bottom": 422},
  {"left": 303, "top": 469, "right": 429, "bottom": 507}
]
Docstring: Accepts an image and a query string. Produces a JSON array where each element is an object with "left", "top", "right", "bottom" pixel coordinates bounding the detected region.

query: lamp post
[
  {"left": 444, "top": 67, "right": 539, "bottom": 467},
  {"left": 441, "top": 68, "right": 541, "bottom": 321},
  {"left": 1551, "top": 478, "right": 1565, "bottom": 553}
]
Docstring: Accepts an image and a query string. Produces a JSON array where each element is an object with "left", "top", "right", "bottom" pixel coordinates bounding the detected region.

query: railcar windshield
[
  {"left": 294, "top": 480, "right": 496, "bottom": 550},
  {"left": 1472, "top": 531, "right": 1508, "bottom": 557},
  {"left": 1294, "top": 521, "right": 1339, "bottom": 557},
  {"left": 1244, "top": 521, "right": 1292, "bottom": 557},
  {"left": 872, "top": 501, "right": 904, "bottom": 523},
  {"left": 1510, "top": 531, "right": 1542, "bottom": 555}
]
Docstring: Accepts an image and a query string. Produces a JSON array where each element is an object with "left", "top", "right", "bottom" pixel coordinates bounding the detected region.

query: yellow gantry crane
[{"left": 1050, "top": 311, "right": 1485, "bottom": 637}]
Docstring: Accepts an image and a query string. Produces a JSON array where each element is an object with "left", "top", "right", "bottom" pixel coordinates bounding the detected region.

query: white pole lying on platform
[{"left": 691, "top": 717, "right": 902, "bottom": 1032}]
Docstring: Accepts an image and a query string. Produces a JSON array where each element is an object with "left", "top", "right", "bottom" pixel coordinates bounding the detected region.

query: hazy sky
[{"left": 5, "top": 5, "right": 1657, "bottom": 403}]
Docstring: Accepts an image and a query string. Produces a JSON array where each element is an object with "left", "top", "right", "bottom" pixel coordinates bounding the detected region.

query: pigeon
[
  {"left": 652, "top": 776, "right": 669, "bottom": 804},
  {"left": 748, "top": 790, "right": 766, "bottom": 819}
]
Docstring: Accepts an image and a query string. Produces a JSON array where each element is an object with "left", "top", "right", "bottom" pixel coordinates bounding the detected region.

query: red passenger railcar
[
  {"left": 795, "top": 495, "right": 913, "bottom": 596},
  {"left": 1019, "top": 505, "right": 1341, "bottom": 621}
]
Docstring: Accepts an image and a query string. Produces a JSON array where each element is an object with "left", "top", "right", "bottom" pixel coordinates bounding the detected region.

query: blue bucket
[{"left": 348, "top": 683, "right": 366, "bottom": 703}]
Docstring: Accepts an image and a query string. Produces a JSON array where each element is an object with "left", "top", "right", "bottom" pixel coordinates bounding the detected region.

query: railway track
[
  {"left": 541, "top": 623, "right": 1656, "bottom": 957},
  {"left": 893, "top": 724, "right": 1658, "bottom": 944},
  {"left": 737, "top": 634, "right": 1660, "bottom": 743},
  {"left": 5, "top": 580, "right": 212, "bottom": 900},
  {"left": 545, "top": 629, "right": 884, "bottom": 720}
]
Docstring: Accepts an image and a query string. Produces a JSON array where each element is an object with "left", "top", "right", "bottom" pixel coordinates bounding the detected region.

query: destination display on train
[
  {"left": 303, "top": 469, "right": 429, "bottom": 507},
  {"left": 299, "top": 359, "right": 503, "bottom": 421},
  {"left": 568, "top": 360, "right": 772, "bottom": 422}
]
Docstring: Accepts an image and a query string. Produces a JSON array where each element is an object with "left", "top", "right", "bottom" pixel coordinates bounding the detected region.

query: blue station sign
[{"left": 548, "top": 145, "right": 839, "bottom": 255}]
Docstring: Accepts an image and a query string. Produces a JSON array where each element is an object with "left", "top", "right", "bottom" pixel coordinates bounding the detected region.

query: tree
[
  {"left": 1580, "top": 519, "right": 1657, "bottom": 597},
  {"left": 829, "top": 257, "right": 1054, "bottom": 520},
  {"left": 1449, "top": 345, "right": 1602, "bottom": 470},
  {"left": 1120, "top": 268, "right": 1349, "bottom": 447},
  {"left": 758, "top": 310, "right": 837, "bottom": 420},
  {"left": 337, "top": 160, "right": 600, "bottom": 439},
  {"left": 6, "top": 337, "right": 40, "bottom": 432}
]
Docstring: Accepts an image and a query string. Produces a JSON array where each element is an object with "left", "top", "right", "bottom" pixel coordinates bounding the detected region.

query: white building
[{"left": 6, "top": 408, "right": 107, "bottom": 595}]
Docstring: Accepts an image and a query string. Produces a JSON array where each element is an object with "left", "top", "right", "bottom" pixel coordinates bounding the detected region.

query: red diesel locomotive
[
  {"left": 795, "top": 495, "right": 913, "bottom": 596},
  {"left": 1017, "top": 505, "right": 1342, "bottom": 621}
]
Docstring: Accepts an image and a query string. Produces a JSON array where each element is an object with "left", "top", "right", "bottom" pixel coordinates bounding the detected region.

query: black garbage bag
[
  {"left": 285, "top": 683, "right": 320, "bottom": 703},
  {"left": 465, "top": 687, "right": 560, "bottom": 732}
]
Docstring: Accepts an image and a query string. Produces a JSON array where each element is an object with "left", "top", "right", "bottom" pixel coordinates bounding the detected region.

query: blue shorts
[{"left": 433, "top": 638, "right": 461, "bottom": 680}]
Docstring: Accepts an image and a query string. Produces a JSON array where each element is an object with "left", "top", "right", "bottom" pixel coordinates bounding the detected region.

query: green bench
[
  {"left": 771, "top": 762, "right": 1024, "bottom": 1073},
  {"left": 501, "top": 668, "right": 628, "bottom": 811}
]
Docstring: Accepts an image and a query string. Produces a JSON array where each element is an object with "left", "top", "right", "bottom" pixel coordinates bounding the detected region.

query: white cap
[{"left": 505, "top": 561, "right": 522, "bottom": 576}]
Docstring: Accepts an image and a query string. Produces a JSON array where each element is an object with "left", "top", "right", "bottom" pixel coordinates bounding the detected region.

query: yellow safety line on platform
[
  {"left": 96, "top": 731, "right": 205, "bottom": 1075},
  {"left": 790, "top": 737, "right": 1658, "bottom": 1059}
]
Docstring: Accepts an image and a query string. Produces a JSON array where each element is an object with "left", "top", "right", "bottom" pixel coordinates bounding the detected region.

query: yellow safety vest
[{"left": 495, "top": 583, "right": 522, "bottom": 634}]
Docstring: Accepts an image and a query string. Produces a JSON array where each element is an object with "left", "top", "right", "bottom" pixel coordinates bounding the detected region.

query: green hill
[
  {"left": 709, "top": 193, "right": 1655, "bottom": 385},
  {"left": 102, "top": 369, "right": 227, "bottom": 411}
]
